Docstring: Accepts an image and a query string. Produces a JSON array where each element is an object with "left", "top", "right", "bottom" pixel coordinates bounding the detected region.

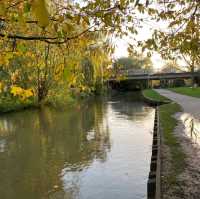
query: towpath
[
  {"left": 155, "top": 89, "right": 200, "bottom": 199},
  {"left": 155, "top": 89, "right": 200, "bottom": 119}
]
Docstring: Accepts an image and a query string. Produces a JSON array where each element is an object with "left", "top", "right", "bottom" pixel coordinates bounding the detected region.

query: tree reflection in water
[
  {"left": 0, "top": 98, "right": 110, "bottom": 199},
  {"left": 0, "top": 93, "right": 154, "bottom": 199}
]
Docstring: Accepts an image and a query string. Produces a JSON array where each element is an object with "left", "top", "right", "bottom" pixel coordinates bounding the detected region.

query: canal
[{"left": 0, "top": 92, "right": 155, "bottom": 199}]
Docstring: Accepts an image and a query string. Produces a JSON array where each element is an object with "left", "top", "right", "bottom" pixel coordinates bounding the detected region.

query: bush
[{"left": 0, "top": 94, "right": 35, "bottom": 113}]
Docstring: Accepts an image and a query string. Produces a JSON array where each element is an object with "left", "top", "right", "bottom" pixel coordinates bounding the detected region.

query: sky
[
  {"left": 112, "top": 1, "right": 173, "bottom": 72},
  {"left": 113, "top": 19, "right": 167, "bottom": 72},
  {"left": 114, "top": 37, "right": 165, "bottom": 72}
]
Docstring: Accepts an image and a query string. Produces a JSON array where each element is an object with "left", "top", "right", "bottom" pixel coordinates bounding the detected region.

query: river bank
[
  {"left": 0, "top": 89, "right": 102, "bottom": 114},
  {"left": 143, "top": 88, "right": 200, "bottom": 199}
]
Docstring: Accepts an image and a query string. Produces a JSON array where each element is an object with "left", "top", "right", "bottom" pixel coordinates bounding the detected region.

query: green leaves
[{"left": 17, "top": 44, "right": 27, "bottom": 53}]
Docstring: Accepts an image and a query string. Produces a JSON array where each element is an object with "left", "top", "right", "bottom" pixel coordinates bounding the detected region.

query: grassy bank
[
  {"left": 159, "top": 103, "right": 185, "bottom": 184},
  {"left": 169, "top": 87, "right": 200, "bottom": 98},
  {"left": 144, "top": 89, "right": 185, "bottom": 186},
  {"left": 143, "top": 89, "right": 169, "bottom": 102}
]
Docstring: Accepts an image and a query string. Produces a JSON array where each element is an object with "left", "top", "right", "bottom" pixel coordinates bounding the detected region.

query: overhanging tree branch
[{"left": 0, "top": 24, "right": 98, "bottom": 44}]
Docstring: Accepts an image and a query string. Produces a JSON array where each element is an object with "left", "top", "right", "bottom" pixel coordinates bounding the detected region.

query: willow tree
[{"left": 0, "top": 0, "right": 151, "bottom": 102}]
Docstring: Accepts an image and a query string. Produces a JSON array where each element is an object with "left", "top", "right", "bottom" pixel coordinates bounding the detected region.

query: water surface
[
  {"left": 0, "top": 93, "right": 154, "bottom": 199},
  {"left": 179, "top": 113, "right": 200, "bottom": 146}
]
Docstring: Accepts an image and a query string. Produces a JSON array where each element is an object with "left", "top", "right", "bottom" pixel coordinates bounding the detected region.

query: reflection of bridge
[{"left": 109, "top": 72, "right": 200, "bottom": 90}]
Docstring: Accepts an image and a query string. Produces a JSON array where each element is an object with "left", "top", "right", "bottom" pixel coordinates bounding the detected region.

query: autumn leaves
[{"left": 31, "top": 0, "right": 49, "bottom": 28}]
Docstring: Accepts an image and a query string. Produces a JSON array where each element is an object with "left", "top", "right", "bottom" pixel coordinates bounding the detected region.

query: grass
[
  {"left": 169, "top": 87, "right": 200, "bottom": 98},
  {"left": 159, "top": 103, "right": 185, "bottom": 184},
  {"left": 144, "top": 89, "right": 185, "bottom": 184},
  {"left": 142, "top": 89, "right": 169, "bottom": 102}
]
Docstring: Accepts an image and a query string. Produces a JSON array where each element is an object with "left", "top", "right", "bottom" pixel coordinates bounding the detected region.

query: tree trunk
[{"left": 38, "top": 80, "right": 48, "bottom": 104}]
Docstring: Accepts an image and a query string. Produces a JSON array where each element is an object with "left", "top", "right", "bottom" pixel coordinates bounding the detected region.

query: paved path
[
  {"left": 155, "top": 89, "right": 200, "bottom": 198},
  {"left": 155, "top": 89, "right": 200, "bottom": 119}
]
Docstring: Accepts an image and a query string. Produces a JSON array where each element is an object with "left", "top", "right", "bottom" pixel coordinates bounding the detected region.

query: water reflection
[
  {"left": 179, "top": 113, "right": 200, "bottom": 146},
  {"left": 0, "top": 139, "right": 6, "bottom": 152},
  {"left": 0, "top": 98, "right": 110, "bottom": 199},
  {"left": 0, "top": 93, "right": 154, "bottom": 199}
]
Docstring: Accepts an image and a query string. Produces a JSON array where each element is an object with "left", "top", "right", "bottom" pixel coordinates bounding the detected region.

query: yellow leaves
[
  {"left": 186, "top": 20, "right": 195, "bottom": 32},
  {"left": 26, "top": 51, "right": 35, "bottom": 58},
  {"left": 23, "top": 89, "right": 34, "bottom": 99},
  {"left": 58, "top": 16, "right": 64, "bottom": 23},
  {"left": 68, "top": 75, "right": 78, "bottom": 86},
  {"left": 0, "top": 82, "right": 3, "bottom": 93},
  {"left": 62, "top": 21, "right": 75, "bottom": 33},
  {"left": 62, "top": 18, "right": 84, "bottom": 36},
  {"left": 54, "top": 63, "right": 64, "bottom": 81},
  {"left": 83, "top": 16, "right": 90, "bottom": 26},
  {"left": 11, "top": 86, "right": 34, "bottom": 101},
  {"left": 0, "top": 5, "right": 5, "bottom": 16},
  {"left": 11, "top": 86, "right": 23, "bottom": 97},
  {"left": 0, "top": 51, "right": 25, "bottom": 67},
  {"left": 120, "top": 0, "right": 126, "bottom": 6},
  {"left": 32, "top": 0, "right": 49, "bottom": 28},
  {"left": 0, "top": 52, "right": 13, "bottom": 66}
]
